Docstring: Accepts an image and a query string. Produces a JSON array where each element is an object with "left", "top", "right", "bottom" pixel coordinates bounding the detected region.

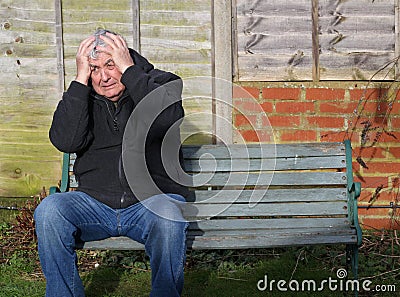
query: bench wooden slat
[
  {"left": 182, "top": 142, "right": 346, "bottom": 159},
  {"left": 189, "top": 217, "right": 351, "bottom": 231},
  {"left": 70, "top": 172, "right": 348, "bottom": 189},
  {"left": 190, "top": 171, "right": 347, "bottom": 187},
  {"left": 182, "top": 201, "right": 348, "bottom": 218},
  {"left": 188, "top": 234, "right": 358, "bottom": 250},
  {"left": 187, "top": 188, "right": 347, "bottom": 203},
  {"left": 184, "top": 155, "right": 346, "bottom": 172},
  {"left": 187, "top": 227, "right": 356, "bottom": 238},
  {"left": 82, "top": 231, "right": 357, "bottom": 250}
]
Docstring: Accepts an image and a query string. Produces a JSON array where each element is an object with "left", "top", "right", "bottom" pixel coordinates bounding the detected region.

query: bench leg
[{"left": 346, "top": 244, "right": 359, "bottom": 297}]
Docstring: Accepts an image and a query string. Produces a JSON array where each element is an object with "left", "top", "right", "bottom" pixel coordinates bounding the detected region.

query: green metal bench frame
[{"left": 50, "top": 140, "right": 362, "bottom": 283}]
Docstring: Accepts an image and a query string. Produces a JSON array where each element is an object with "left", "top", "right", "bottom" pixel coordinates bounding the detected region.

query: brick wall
[{"left": 232, "top": 82, "right": 400, "bottom": 230}]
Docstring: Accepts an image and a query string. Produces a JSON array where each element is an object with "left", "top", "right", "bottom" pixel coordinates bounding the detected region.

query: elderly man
[{"left": 34, "top": 29, "right": 189, "bottom": 297}]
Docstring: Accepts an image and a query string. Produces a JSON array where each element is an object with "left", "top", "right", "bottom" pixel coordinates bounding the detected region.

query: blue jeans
[{"left": 34, "top": 191, "right": 188, "bottom": 297}]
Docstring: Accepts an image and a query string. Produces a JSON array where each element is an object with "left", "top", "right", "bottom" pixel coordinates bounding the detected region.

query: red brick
[
  {"left": 363, "top": 191, "right": 399, "bottom": 203},
  {"left": 352, "top": 101, "right": 393, "bottom": 117},
  {"left": 234, "top": 99, "right": 265, "bottom": 113},
  {"left": 359, "top": 217, "right": 400, "bottom": 230},
  {"left": 390, "top": 117, "right": 400, "bottom": 129},
  {"left": 319, "top": 102, "right": 358, "bottom": 114},
  {"left": 388, "top": 147, "right": 400, "bottom": 158},
  {"left": 390, "top": 101, "right": 400, "bottom": 115},
  {"left": 306, "top": 88, "right": 345, "bottom": 101},
  {"left": 280, "top": 130, "right": 317, "bottom": 142},
  {"left": 372, "top": 131, "right": 400, "bottom": 143},
  {"left": 268, "top": 116, "right": 301, "bottom": 127},
  {"left": 307, "top": 116, "right": 345, "bottom": 128},
  {"left": 349, "top": 88, "right": 388, "bottom": 102},
  {"left": 234, "top": 114, "right": 257, "bottom": 127},
  {"left": 352, "top": 116, "right": 389, "bottom": 128},
  {"left": 319, "top": 131, "right": 348, "bottom": 142},
  {"left": 233, "top": 86, "right": 260, "bottom": 99},
  {"left": 364, "top": 162, "right": 400, "bottom": 174},
  {"left": 275, "top": 102, "right": 315, "bottom": 113},
  {"left": 353, "top": 176, "right": 389, "bottom": 189},
  {"left": 359, "top": 207, "right": 392, "bottom": 217},
  {"left": 239, "top": 129, "right": 274, "bottom": 142},
  {"left": 260, "top": 102, "right": 274, "bottom": 113},
  {"left": 262, "top": 87, "right": 300, "bottom": 100},
  {"left": 354, "top": 146, "right": 387, "bottom": 159}
]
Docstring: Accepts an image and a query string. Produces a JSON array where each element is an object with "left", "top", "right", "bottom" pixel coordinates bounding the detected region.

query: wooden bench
[{"left": 50, "top": 140, "right": 362, "bottom": 278}]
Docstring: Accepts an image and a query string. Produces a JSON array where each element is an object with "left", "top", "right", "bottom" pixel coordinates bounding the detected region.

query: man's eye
[
  {"left": 107, "top": 64, "right": 115, "bottom": 70},
  {"left": 90, "top": 66, "right": 99, "bottom": 72}
]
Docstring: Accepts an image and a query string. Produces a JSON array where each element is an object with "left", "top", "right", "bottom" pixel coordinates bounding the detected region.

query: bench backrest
[{"left": 58, "top": 141, "right": 359, "bottom": 232}]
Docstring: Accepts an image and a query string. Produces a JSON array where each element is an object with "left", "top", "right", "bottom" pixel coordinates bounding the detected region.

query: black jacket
[{"left": 49, "top": 49, "right": 189, "bottom": 208}]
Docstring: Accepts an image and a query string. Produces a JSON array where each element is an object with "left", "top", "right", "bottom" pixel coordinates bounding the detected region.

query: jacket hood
[{"left": 129, "top": 48, "right": 154, "bottom": 73}]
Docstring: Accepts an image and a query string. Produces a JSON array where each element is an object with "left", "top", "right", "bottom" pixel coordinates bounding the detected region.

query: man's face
[{"left": 89, "top": 52, "right": 126, "bottom": 102}]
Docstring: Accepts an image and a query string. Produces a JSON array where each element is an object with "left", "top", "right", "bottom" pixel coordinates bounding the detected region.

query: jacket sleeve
[
  {"left": 120, "top": 65, "right": 184, "bottom": 142},
  {"left": 49, "top": 81, "right": 93, "bottom": 153}
]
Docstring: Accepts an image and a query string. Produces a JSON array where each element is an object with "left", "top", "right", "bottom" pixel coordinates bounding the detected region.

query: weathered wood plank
[
  {"left": 187, "top": 188, "right": 347, "bottom": 203},
  {"left": 140, "top": 0, "right": 211, "bottom": 11},
  {"left": 236, "top": 0, "right": 311, "bottom": 16},
  {"left": 182, "top": 201, "right": 348, "bottom": 218},
  {"left": 141, "top": 10, "right": 211, "bottom": 26},
  {"left": 189, "top": 217, "right": 351, "bottom": 231},
  {"left": 184, "top": 155, "right": 346, "bottom": 172},
  {"left": 182, "top": 143, "right": 345, "bottom": 159},
  {"left": 236, "top": 16, "right": 312, "bottom": 34},
  {"left": 237, "top": 34, "right": 312, "bottom": 54},
  {"left": 82, "top": 231, "right": 357, "bottom": 250},
  {"left": 141, "top": 24, "right": 210, "bottom": 42},
  {"left": 1, "top": 0, "right": 54, "bottom": 8},
  {"left": 188, "top": 171, "right": 347, "bottom": 187},
  {"left": 186, "top": 233, "right": 357, "bottom": 250},
  {"left": 237, "top": 54, "right": 313, "bottom": 81}
]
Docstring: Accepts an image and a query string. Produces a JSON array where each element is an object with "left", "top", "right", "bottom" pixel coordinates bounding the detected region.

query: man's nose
[{"left": 100, "top": 68, "right": 110, "bottom": 81}]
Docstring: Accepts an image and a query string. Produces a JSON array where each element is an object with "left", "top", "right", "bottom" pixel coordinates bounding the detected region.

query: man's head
[{"left": 89, "top": 29, "right": 126, "bottom": 102}]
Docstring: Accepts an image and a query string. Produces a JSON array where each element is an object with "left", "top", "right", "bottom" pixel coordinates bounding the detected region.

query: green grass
[
  {"left": 0, "top": 197, "right": 35, "bottom": 224},
  {"left": 1, "top": 241, "right": 399, "bottom": 297},
  {"left": 1, "top": 215, "right": 399, "bottom": 297}
]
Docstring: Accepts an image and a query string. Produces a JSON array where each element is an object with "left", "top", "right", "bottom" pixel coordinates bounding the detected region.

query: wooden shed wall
[
  {"left": 235, "top": 0, "right": 397, "bottom": 81},
  {"left": 0, "top": 0, "right": 60, "bottom": 196},
  {"left": 0, "top": 0, "right": 212, "bottom": 197}
]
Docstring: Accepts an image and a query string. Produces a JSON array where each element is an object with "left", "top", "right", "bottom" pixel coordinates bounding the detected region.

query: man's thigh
[
  {"left": 35, "top": 191, "right": 119, "bottom": 242},
  {"left": 119, "top": 194, "right": 187, "bottom": 243}
]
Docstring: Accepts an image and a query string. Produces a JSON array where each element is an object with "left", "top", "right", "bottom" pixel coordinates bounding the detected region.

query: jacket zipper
[
  {"left": 94, "top": 94, "right": 130, "bottom": 207},
  {"left": 95, "top": 95, "right": 129, "bottom": 132}
]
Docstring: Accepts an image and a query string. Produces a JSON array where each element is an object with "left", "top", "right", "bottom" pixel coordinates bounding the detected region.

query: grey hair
[{"left": 89, "top": 29, "right": 118, "bottom": 59}]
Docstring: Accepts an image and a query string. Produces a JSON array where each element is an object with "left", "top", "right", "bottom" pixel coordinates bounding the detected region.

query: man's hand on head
[
  {"left": 75, "top": 36, "right": 96, "bottom": 86},
  {"left": 99, "top": 33, "right": 134, "bottom": 74}
]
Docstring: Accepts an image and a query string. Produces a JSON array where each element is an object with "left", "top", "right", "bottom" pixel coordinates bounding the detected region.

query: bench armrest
[
  {"left": 345, "top": 139, "right": 362, "bottom": 246},
  {"left": 49, "top": 153, "right": 71, "bottom": 195}
]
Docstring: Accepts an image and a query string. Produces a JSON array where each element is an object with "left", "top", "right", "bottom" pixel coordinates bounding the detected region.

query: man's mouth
[{"left": 102, "top": 83, "right": 116, "bottom": 89}]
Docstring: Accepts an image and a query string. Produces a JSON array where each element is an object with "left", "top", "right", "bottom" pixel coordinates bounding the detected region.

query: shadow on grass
[
  {"left": 82, "top": 266, "right": 151, "bottom": 297},
  {"left": 80, "top": 247, "right": 357, "bottom": 297}
]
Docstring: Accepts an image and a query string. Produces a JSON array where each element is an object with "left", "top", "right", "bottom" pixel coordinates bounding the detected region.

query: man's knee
[
  {"left": 34, "top": 193, "right": 75, "bottom": 227},
  {"left": 143, "top": 194, "right": 186, "bottom": 223}
]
